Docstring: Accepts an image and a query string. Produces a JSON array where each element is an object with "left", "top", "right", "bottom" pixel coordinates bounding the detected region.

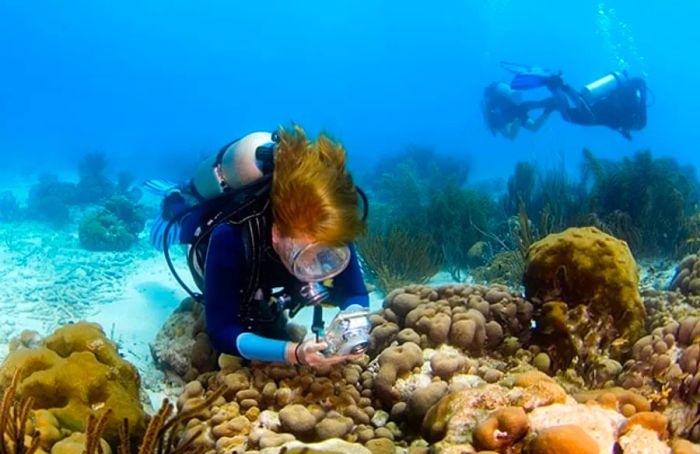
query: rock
[
  {"left": 278, "top": 405, "right": 316, "bottom": 435},
  {"left": 365, "top": 438, "right": 395, "bottom": 454},
  {"left": 315, "top": 416, "right": 354, "bottom": 439},
  {"left": 371, "top": 410, "right": 390, "bottom": 428}
]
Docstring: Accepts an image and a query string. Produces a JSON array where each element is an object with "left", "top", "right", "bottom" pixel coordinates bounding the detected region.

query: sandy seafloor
[{"left": 0, "top": 171, "right": 679, "bottom": 413}]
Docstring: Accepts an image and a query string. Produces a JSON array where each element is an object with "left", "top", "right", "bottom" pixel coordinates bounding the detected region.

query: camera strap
[{"left": 312, "top": 305, "right": 325, "bottom": 341}]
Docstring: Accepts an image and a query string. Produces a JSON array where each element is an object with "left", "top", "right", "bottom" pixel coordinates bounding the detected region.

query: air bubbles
[{"left": 595, "top": 2, "right": 648, "bottom": 76}]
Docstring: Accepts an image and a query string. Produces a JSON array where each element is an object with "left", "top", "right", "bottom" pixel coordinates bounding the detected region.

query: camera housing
[{"left": 323, "top": 308, "right": 371, "bottom": 356}]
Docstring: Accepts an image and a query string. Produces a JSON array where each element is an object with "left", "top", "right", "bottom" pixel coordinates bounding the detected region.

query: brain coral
[
  {"left": 523, "top": 227, "right": 645, "bottom": 368},
  {"left": 0, "top": 322, "right": 146, "bottom": 447}
]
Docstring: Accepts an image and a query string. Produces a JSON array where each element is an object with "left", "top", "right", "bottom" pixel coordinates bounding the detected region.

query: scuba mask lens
[{"left": 289, "top": 242, "right": 351, "bottom": 282}]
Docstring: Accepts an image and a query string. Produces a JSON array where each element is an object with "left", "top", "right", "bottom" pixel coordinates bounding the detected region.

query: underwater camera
[
  {"left": 323, "top": 307, "right": 371, "bottom": 356},
  {"left": 276, "top": 282, "right": 371, "bottom": 357}
]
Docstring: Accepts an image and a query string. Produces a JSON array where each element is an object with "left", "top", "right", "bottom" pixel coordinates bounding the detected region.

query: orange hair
[{"left": 271, "top": 125, "right": 366, "bottom": 245}]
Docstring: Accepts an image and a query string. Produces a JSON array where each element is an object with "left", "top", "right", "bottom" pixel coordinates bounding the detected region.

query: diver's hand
[
  {"left": 545, "top": 73, "right": 565, "bottom": 90},
  {"left": 161, "top": 189, "right": 186, "bottom": 221},
  {"left": 288, "top": 339, "right": 362, "bottom": 367}
]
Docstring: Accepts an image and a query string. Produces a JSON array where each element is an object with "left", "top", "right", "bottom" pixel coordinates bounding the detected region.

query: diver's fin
[
  {"left": 143, "top": 179, "right": 180, "bottom": 196},
  {"left": 149, "top": 214, "right": 181, "bottom": 251},
  {"left": 500, "top": 61, "right": 558, "bottom": 90},
  {"left": 510, "top": 73, "right": 553, "bottom": 90}
]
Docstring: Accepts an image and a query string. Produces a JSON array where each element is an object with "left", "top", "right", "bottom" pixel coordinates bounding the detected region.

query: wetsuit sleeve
[
  {"left": 331, "top": 244, "right": 370, "bottom": 310},
  {"left": 204, "top": 224, "right": 289, "bottom": 362}
]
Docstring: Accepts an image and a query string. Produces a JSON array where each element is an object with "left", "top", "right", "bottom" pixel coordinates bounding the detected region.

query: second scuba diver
[
  {"left": 546, "top": 70, "right": 647, "bottom": 140},
  {"left": 146, "top": 125, "right": 371, "bottom": 368},
  {"left": 482, "top": 62, "right": 648, "bottom": 140}
]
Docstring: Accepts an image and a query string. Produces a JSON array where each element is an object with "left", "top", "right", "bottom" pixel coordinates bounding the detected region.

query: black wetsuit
[{"left": 551, "top": 76, "right": 647, "bottom": 139}]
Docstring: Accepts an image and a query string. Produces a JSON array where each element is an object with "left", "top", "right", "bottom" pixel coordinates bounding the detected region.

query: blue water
[
  {"left": 2, "top": 1, "right": 698, "bottom": 183},
  {"left": 2, "top": 0, "right": 700, "bottom": 431}
]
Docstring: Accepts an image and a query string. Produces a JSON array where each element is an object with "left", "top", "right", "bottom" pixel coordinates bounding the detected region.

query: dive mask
[{"left": 276, "top": 236, "right": 351, "bottom": 282}]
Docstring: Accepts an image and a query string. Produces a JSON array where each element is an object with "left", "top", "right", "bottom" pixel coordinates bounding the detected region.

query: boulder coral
[
  {"left": 170, "top": 355, "right": 406, "bottom": 453},
  {"left": 0, "top": 322, "right": 146, "bottom": 448},
  {"left": 78, "top": 195, "right": 146, "bottom": 252},
  {"left": 366, "top": 284, "right": 536, "bottom": 425},
  {"left": 614, "top": 315, "right": 700, "bottom": 441},
  {"left": 671, "top": 254, "right": 700, "bottom": 297},
  {"left": 150, "top": 298, "right": 218, "bottom": 384},
  {"left": 523, "top": 226, "right": 646, "bottom": 370},
  {"left": 371, "top": 284, "right": 533, "bottom": 357}
]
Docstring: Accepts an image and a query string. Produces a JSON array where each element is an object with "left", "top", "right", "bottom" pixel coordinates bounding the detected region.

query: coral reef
[
  {"left": 358, "top": 145, "right": 496, "bottom": 286},
  {"left": 79, "top": 195, "right": 146, "bottom": 251},
  {"left": 1, "top": 365, "right": 225, "bottom": 454},
  {"left": 26, "top": 175, "right": 78, "bottom": 226},
  {"left": 369, "top": 283, "right": 532, "bottom": 357},
  {"left": 366, "top": 283, "right": 536, "bottom": 432},
  {"left": 421, "top": 368, "right": 697, "bottom": 453},
  {"left": 582, "top": 149, "right": 699, "bottom": 258},
  {"left": 0, "top": 322, "right": 146, "bottom": 448},
  {"left": 163, "top": 355, "right": 396, "bottom": 453},
  {"left": 22, "top": 153, "right": 142, "bottom": 230},
  {"left": 76, "top": 151, "right": 116, "bottom": 204},
  {"left": 612, "top": 313, "right": 700, "bottom": 441},
  {"left": 150, "top": 298, "right": 218, "bottom": 385},
  {"left": 356, "top": 227, "right": 440, "bottom": 294},
  {"left": 499, "top": 150, "right": 700, "bottom": 262},
  {"left": 503, "top": 161, "right": 537, "bottom": 216},
  {"left": 360, "top": 148, "right": 700, "bottom": 298},
  {"left": 116, "top": 171, "right": 143, "bottom": 203},
  {"left": 7, "top": 278, "right": 700, "bottom": 453},
  {"left": 153, "top": 279, "right": 700, "bottom": 453},
  {"left": 9, "top": 169, "right": 700, "bottom": 453},
  {"left": 501, "top": 159, "right": 588, "bottom": 242},
  {"left": 137, "top": 284, "right": 534, "bottom": 453},
  {"left": 523, "top": 226, "right": 646, "bottom": 374},
  {"left": 469, "top": 250, "right": 524, "bottom": 288},
  {"left": 425, "top": 183, "right": 495, "bottom": 282}
]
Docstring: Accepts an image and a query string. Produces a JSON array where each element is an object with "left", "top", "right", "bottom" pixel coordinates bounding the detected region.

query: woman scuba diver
[{"left": 145, "top": 125, "right": 371, "bottom": 368}]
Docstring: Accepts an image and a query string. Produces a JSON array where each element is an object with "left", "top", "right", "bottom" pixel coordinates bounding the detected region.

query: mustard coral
[
  {"left": 523, "top": 226, "right": 645, "bottom": 370},
  {"left": 0, "top": 322, "right": 146, "bottom": 447}
]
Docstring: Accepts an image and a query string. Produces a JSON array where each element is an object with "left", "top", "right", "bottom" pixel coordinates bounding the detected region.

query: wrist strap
[{"left": 294, "top": 343, "right": 304, "bottom": 365}]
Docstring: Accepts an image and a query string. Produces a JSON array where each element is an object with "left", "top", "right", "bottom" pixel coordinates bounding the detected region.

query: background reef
[{"left": 357, "top": 146, "right": 700, "bottom": 293}]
